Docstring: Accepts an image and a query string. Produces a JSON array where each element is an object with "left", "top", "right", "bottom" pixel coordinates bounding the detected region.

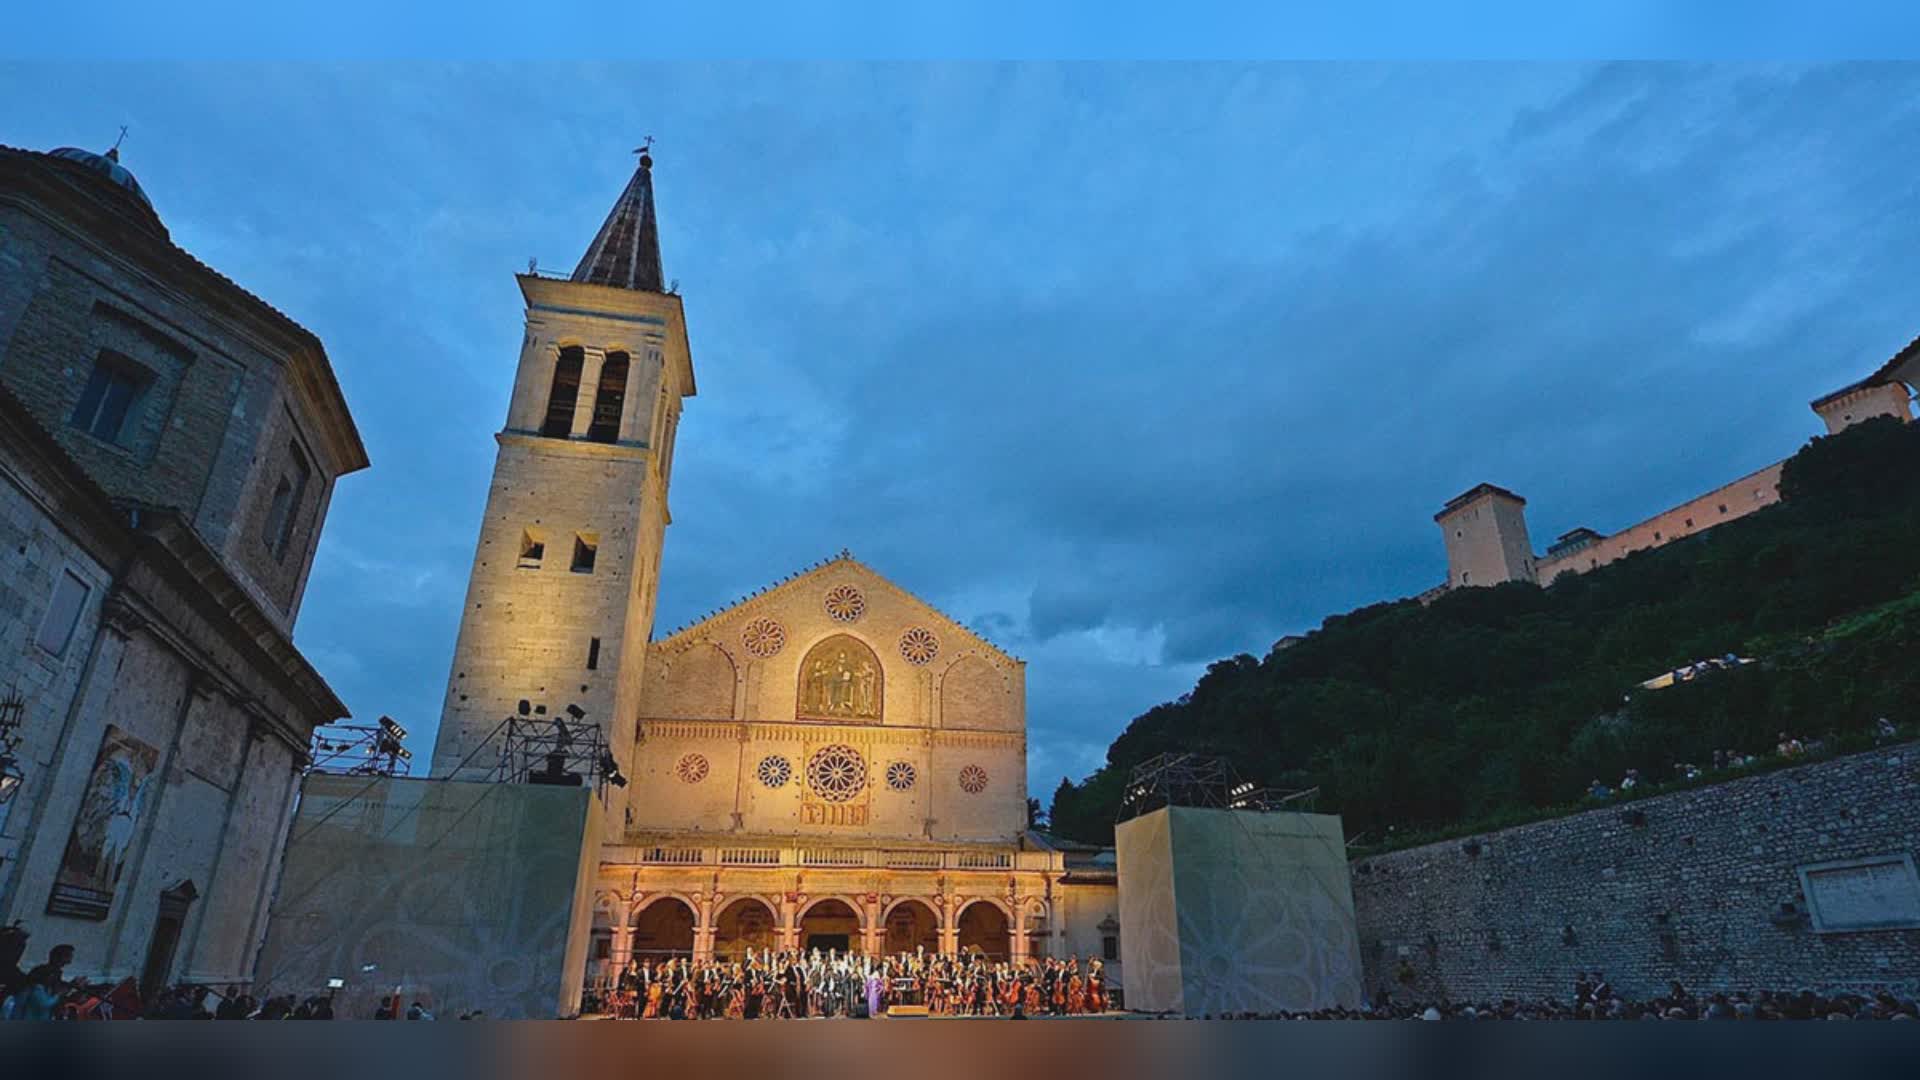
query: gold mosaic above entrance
[{"left": 796, "top": 633, "right": 883, "bottom": 722}]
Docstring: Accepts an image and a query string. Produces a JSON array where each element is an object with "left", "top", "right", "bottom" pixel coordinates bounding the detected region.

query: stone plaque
[{"left": 1798, "top": 854, "right": 1920, "bottom": 933}]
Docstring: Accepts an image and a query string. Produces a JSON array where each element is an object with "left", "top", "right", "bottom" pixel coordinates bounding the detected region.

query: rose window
[
  {"left": 756, "top": 754, "right": 792, "bottom": 789},
  {"left": 741, "top": 617, "right": 787, "bottom": 659},
  {"left": 958, "top": 764, "right": 989, "bottom": 794},
  {"left": 806, "top": 744, "right": 868, "bottom": 803},
  {"left": 885, "top": 760, "right": 917, "bottom": 792},
  {"left": 823, "top": 584, "right": 866, "bottom": 623},
  {"left": 676, "top": 753, "right": 709, "bottom": 784},
  {"left": 898, "top": 627, "right": 939, "bottom": 666}
]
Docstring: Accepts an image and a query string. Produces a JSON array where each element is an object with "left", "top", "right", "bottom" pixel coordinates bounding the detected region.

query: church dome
[
  {"left": 48, "top": 146, "right": 154, "bottom": 210},
  {"left": 40, "top": 144, "right": 165, "bottom": 236}
]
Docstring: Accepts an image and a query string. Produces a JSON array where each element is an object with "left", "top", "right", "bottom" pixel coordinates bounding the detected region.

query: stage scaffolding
[{"left": 1115, "top": 752, "right": 1317, "bottom": 824}]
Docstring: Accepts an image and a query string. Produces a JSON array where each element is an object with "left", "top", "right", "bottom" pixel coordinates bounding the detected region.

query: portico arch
[
  {"left": 1019, "top": 898, "right": 1052, "bottom": 961},
  {"left": 956, "top": 899, "right": 1012, "bottom": 960},
  {"left": 797, "top": 896, "right": 866, "bottom": 955},
  {"left": 882, "top": 898, "right": 941, "bottom": 954},
  {"left": 713, "top": 896, "right": 778, "bottom": 961},
  {"left": 629, "top": 896, "right": 696, "bottom": 961}
]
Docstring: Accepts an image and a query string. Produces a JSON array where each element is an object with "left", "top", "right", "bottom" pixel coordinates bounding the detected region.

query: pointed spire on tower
[{"left": 572, "top": 139, "right": 665, "bottom": 292}]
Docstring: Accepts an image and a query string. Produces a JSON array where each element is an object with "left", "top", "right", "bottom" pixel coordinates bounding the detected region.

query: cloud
[{"left": 11, "top": 63, "right": 1917, "bottom": 795}]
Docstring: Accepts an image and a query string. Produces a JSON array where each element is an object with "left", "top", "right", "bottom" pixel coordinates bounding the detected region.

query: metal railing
[{"left": 627, "top": 845, "right": 1049, "bottom": 871}]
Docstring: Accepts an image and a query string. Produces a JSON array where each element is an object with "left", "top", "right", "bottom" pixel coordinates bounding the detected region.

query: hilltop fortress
[{"left": 1436, "top": 343, "right": 1919, "bottom": 591}]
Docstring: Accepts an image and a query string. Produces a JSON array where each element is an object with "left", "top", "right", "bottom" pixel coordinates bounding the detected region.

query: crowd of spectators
[
  {"left": 1583, "top": 716, "right": 1905, "bottom": 803},
  {"left": 0, "top": 925, "right": 344, "bottom": 1020},
  {"left": 1207, "top": 978, "right": 1920, "bottom": 1021}
]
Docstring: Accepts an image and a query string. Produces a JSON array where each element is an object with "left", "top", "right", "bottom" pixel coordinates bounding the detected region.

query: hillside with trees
[{"left": 1047, "top": 417, "right": 1920, "bottom": 847}]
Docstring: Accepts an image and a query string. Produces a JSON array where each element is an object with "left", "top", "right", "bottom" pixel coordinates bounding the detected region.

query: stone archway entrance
[
  {"left": 883, "top": 899, "right": 940, "bottom": 954},
  {"left": 713, "top": 897, "right": 778, "bottom": 962},
  {"left": 956, "top": 900, "right": 1011, "bottom": 960},
  {"left": 630, "top": 897, "right": 696, "bottom": 962},
  {"left": 798, "top": 899, "right": 863, "bottom": 955}
]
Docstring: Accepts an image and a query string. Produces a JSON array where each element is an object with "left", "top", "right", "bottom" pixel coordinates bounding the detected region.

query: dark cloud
[{"left": 6, "top": 63, "right": 1916, "bottom": 794}]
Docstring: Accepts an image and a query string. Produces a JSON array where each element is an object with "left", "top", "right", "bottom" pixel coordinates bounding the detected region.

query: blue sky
[{"left": 4, "top": 63, "right": 1917, "bottom": 796}]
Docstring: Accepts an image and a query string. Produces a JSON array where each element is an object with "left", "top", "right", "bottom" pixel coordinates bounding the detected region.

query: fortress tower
[
  {"left": 1435, "top": 482, "right": 1536, "bottom": 588},
  {"left": 429, "top": 149, "right": 693, "bottom": 830},
  {"left": 1432, "top": 339, "right": 1917, "bottom": 594},
  {"left": 1811, "top": 378, "right": 1914, "bottom": 435}
]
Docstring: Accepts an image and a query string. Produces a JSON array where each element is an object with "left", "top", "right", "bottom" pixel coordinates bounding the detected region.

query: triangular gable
[{"left": 652, "top": 549, "right": 1019, "bottom": 665}]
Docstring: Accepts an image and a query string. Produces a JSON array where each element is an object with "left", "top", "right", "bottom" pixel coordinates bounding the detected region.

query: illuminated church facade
[{"left": 426, "top": 151, "right": 1121, "bottom": 987}]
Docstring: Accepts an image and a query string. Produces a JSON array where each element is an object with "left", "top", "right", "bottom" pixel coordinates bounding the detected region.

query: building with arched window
[
  {"left": 0, "top": 142, "right": 367, "bottom": 996},
  {"left": 258, "top": 148, "right": 1117, "bottom": 1018}
]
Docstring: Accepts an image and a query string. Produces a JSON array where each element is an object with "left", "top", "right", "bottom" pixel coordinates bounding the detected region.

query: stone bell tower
[{"left": 431, "top": 147, "right": 694, "bottom": 830}]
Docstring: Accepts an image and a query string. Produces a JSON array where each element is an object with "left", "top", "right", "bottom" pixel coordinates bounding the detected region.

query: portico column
[
  {"left": 938, "top": 900, "right": 959, "bottom": 958},
  {"left": 860, "top": 896, "right": 881, "bottom": 956},
  {"left": 611, "top": 899, "right": 633, "bottom": 969},
  {"left": 778, "top": 896, "right": 801, "bottom": 952},
  {"left": 694, "top": 894, "right": 716, "bottom": 962},
  {"left": 570, "top": 346, "right": 607, "bottom": 436}
]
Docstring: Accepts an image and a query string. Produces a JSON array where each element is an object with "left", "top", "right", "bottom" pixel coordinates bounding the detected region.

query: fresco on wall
[{"left": 48, "top": 724, "right": 159, "bottom": 920}]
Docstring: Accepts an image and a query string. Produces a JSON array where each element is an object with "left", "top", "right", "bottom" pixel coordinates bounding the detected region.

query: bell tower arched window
[
  {"left": 586, "top": 351, "right": 629, "bottom": 443},
  {"left": 540, "top": 346, "right": 585, "bottom": 438}
]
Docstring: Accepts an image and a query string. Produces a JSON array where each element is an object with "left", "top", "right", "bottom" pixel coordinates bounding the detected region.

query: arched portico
[
  {"left": 797, "top": 897, "right": 866, "bottom": 955},
  {"left": 956, "top": 899, "right": 1012, "bottom": 961},
  {"left": 629, "top": 895, "right": 696, "bottom": 962},
  {"left": 882, "top": 898, "right": 941, "bottom": 954},
  {"left": 1017, "top": 898, "right": 1052, "bottom": 963},
  {"left": 713, "top": 896, "right": 779, "bottom": 961}
]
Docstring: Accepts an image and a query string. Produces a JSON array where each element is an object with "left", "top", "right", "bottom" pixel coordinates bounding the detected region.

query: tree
[{"left": 1044, "top": 419, "right": 1920, "bottom": 844}]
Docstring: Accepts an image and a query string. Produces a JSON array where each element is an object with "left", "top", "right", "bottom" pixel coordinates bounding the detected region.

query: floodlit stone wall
[{"left": 634, "top": 557, "right": 1027, "bottom": 844}]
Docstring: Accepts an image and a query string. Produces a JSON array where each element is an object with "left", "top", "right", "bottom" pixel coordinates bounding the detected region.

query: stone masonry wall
[
  {"left": 1351, "top": 744, "right": 1920, "bottom": 1003},
  {"left": 0, "top": 197, "right": 339, "bottom": 632}
]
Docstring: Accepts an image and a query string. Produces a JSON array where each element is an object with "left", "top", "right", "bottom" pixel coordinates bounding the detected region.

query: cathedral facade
[{"left": 427, "top": 152, "right": 1120, "bottom": 992}]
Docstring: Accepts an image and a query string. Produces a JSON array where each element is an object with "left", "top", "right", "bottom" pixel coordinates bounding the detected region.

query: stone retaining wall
[{"left": 1350, "top": 744, "right": 1920, "bottom": 1003}]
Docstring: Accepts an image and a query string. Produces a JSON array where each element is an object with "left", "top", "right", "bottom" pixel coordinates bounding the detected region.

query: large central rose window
[{"left": 806, "top": 744, "right": 868, "bottom": 803}]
